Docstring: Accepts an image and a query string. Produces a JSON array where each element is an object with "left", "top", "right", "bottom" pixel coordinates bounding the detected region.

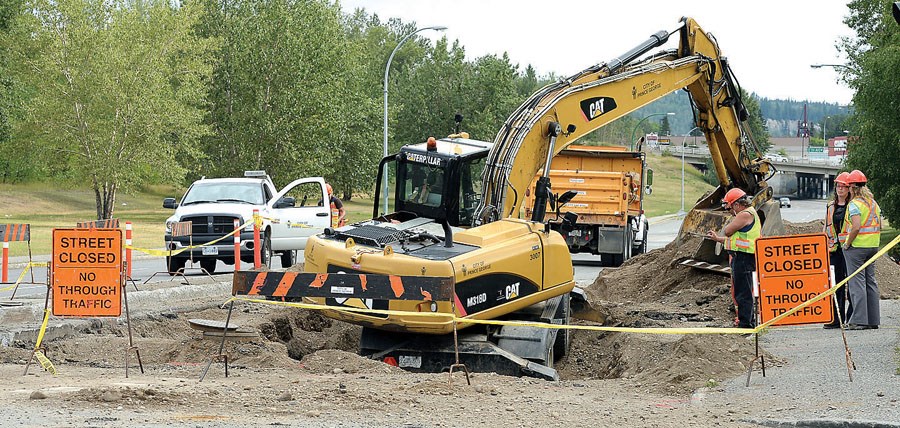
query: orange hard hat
[
  {"left": 722, "top": 188, "right": 747, "bottom": 208},
  {"left": 834, "top": 172, "right": 851, "bottom": 186},
  {"left": 325, "top": 183, "right": 333, "bottom": 195},
  {"left": 847, "top": 170, "right": 867, "bottom": 184}
]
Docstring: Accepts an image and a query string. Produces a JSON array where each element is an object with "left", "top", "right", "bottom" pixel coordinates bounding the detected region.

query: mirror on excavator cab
[{"left": 645, "top": 168, "right": 654, "bottom": 195}]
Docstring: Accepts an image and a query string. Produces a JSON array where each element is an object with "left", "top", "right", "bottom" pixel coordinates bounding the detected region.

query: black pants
[
  {"left": 829, "top": 248, "right": 853, "bottom": 324},
  {"left": 729, "top": 251, "right": 756, "bottom": 328}
]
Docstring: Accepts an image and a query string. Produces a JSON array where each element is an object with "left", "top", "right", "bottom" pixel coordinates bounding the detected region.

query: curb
[
  {"left": 649, "top": 213, "right": 685, "bottom": 225},
  {"left": 752, "top": 418, "right": 900, "bottom": 428}
]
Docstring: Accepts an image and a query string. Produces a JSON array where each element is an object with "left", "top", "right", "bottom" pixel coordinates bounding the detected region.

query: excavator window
[
  {"left": 401, "top": 163, "right": 444, "bottom": 207},
  {"left": 458, "top": 157, "right": 485, "bottom": 226}
]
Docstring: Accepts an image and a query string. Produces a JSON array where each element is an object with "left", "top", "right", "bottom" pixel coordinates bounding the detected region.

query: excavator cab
[{"left": 374, "top": 134, "right": 491, "bottom": 227}]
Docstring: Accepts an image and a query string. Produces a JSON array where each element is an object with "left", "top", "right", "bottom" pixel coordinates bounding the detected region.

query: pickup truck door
[{"left": 268, "top": 177, "right": 330, "bottom": 250}]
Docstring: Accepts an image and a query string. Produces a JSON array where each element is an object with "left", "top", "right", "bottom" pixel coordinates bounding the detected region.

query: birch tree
[{"left": 15, "top": 0, "right": 215, "bottom": 219}]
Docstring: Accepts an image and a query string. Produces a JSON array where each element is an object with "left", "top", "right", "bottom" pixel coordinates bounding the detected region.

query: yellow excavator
[{"left": 234, "top": 17, "right": 781, "bottom": 379}]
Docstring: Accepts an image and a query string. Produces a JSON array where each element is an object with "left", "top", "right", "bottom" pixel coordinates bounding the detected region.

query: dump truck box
[{"left": 524, "top": 145, "right": 648, "bottom": 266}]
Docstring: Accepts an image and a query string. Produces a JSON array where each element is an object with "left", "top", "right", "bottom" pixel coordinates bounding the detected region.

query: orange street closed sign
[
  {"left": 51, "top": 228, "right": 123, "bottom": 317},
  {"left": 756, "top": 234, "right": 832, "bottom": 326}
]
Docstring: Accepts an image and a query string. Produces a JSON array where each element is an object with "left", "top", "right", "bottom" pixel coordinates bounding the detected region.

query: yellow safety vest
[
  {"left": 841, "top": 197, "right": 881, "bottom": 248},
  {"left": 726, "top": 206, "right": 761, "bottom": 254},
  {"left": 824, "top": 202, "right": 845, "bottom": 252}
]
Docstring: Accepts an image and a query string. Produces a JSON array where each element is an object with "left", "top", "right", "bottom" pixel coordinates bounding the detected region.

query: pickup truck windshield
[{"left": 182, "top": 182, "right": 266, "bottom": 205}]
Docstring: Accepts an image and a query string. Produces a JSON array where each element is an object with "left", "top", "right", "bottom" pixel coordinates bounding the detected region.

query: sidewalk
[{"left": 707, "top": 299, "right": 900, "bottom": 425}]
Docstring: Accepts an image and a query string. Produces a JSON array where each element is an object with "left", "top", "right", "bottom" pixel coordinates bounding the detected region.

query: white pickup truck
[{"left": 162, "top": 171, "right": 331, "bottom": 273}]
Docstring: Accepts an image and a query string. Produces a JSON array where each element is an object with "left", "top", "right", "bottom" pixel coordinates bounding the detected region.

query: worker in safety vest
[
  {"left": 841, "top": 170, "right": 881, "bottom": 330},
  {"left": 823, "top": 172, "right": 853, "bottom": 328},
  {"left": 326, "top": 183, "right": 346, "bottom": 228},
  {"left": 707, "top": 188, "right": 761, "bottom": 329}
]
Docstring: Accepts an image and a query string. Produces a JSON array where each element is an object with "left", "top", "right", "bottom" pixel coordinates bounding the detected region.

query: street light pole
[
  {"left": 679, "top": 126, "right": 701, "bottom": 215},
  {"left": 810, "top": 63, "right": 854, "bottom": 71},
  {"left": 631, "top": 112, "right": 675, "bottom": 151},
  {"left": 383, "top": 25, "right": 447, "bottom": 215}
]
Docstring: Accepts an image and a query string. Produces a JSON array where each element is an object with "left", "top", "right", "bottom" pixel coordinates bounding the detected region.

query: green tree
[
  {"left": 742, "top": 90, "right": 771, "bottom": 154},
  {"left": 840, "top": 0, "right": 900, "bottom": 222},
  {"left": 0, "top": 0, "right": 34, "bottom": 182},
  {"left": 198, "top": 0, "right": 359, "bottom": 190},
  {"left": 13, "top": 0, "right": 215, "bottom": 219},
  {"left": 660, "top": 115, "right": 672, "bottom": 136}
]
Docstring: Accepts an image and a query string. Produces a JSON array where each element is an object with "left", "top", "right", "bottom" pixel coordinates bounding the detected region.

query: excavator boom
[{"left": 475, "top": 17, "right": 782, "bottom": 266}]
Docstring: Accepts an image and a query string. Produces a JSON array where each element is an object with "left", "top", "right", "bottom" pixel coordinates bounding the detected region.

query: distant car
[
  {"left": 779, "top": 197, "right": 791, "bottom": 208},
  {"left": 765, "top": 154, "right": 789, "bottom": 163}
]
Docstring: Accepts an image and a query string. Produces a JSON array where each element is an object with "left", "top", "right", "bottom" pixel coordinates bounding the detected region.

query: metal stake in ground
[
  {"left": 24, "top": 270, "right": 52, "bottom": 376},
  {"left": 199, "top": 300, "right": 234, "bottom": 381},
  {"left": 744, "top": 289, "right": 766, "bottom": 387},
  {"left": 829, "top": 267, "right": 856, "bottom": 380},
  {"left": 123, "top": 271, "right": 144, "bottom": 378},
  {"left": 447, "top": 318, "right": 470, "bottom": 387}
]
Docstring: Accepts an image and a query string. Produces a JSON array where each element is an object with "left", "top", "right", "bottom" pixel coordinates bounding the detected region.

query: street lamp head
[
  {"left": 666, "top": 112, "right": 675, "bottom": 116},
  {"left": 432, "top": 26, "right": 448, "bottom": 31}
]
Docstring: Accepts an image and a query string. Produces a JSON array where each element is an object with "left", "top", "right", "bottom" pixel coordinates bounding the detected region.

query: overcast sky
[{"left": 339, "top": 0, "right": 856, "bottom": 105}]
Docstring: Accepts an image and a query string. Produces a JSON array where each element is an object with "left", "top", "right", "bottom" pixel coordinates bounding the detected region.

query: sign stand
[
  {"left": 122, "top": 270, "right": 144, "bottom": 378},
  {"left": 199, "top": 300, "right": 234, "bottom": 381},
  {"left": 26, "top": 228, "right": 139, "bottom": 378},
  {"left": 3, "top": 224, "right": 43, "bottom": 299},
  {"left": 745, "top": 276, "right": 766, "bottom": 387},
  {"left": 144, "top": 221, "right": 214, "bottom": 286},
  {"left": 828, "top": 267, "right": 856, "bottom": 381}
]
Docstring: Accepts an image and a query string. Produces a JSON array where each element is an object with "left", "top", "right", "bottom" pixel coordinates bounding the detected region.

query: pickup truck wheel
[
  {"left": 167, "top": 256, "right": 187, "bottom": 275},
  {"left": 280, "top": 250, "right": 295, "bottom": 268},
  {"left": 200, "top": 259, "right": 217, "bottom": 274},
  {"left": 261, "top": 234, "right": 272, "bottom": 268}
]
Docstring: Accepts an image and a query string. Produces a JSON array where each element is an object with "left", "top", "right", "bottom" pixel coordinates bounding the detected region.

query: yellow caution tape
[
  {"left": 226, "top": 234, "right": 900, "bottom": 336},
  {"left": 0, "top": 261, "right": 48, "bottom": 292},
  {"left": 226, "top": 297, "right": 755, "bottom": 335},
  {"left": 33, "top": 309, "right": 57, "bottom": 375},
  {"left": 125, "top": 219, "right": 255, "bottom": 257},
  {"left": 35, "top": 309, "right": 49, "bottom": 348},
  {"left": 34, "top": 350, "right": 57, "bottom": 375}
]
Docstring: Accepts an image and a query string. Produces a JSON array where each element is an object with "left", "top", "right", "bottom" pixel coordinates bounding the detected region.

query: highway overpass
[{"left": 669, "top": 148, "right": 842, "bottom": 199}]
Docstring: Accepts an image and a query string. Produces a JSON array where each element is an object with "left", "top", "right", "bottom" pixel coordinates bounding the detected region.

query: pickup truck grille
[
  {"left": 181, "top": 215, "right": 240, "bottom": 235},
  {"left": 335, "top": 225, "right": 405, "bottom": 247}
]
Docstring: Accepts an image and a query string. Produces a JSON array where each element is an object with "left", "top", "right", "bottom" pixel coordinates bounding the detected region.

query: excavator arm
[{"left": 474, "top": 17, "right": 781, "bottom": 265}]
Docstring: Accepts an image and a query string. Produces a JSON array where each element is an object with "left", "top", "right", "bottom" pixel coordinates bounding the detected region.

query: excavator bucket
[{"left": 675, "top": 186, "right": 784, "bottom": 275}]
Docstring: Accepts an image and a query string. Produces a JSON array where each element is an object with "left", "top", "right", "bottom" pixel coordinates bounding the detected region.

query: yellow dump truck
[{"left": 524, "top": 145, "right": 649, "bottom": 266}]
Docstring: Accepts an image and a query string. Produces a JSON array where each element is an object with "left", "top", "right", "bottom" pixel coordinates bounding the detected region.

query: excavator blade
[{"left": 676, "top": 186, "right": 784, "bottom": 275}]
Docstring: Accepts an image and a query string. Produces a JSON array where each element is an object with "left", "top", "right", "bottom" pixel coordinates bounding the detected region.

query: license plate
[
  {"left": 202, "top": 246, "right": 219, "bottom": 256},
  {"left": 398, "top": 355, "right": 422, "bottom": 368}
]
